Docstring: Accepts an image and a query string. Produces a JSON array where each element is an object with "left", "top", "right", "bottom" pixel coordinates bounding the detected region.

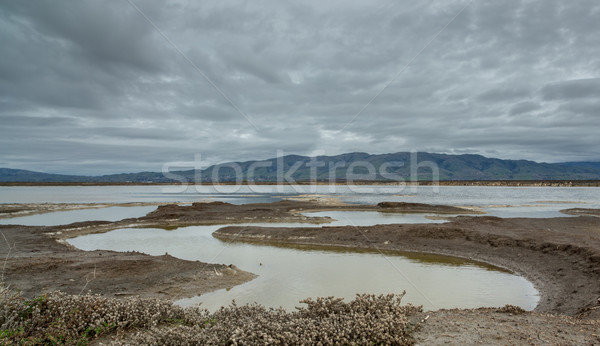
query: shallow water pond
[
  {"left": 68, "top": 223, "right": 539, "bottom": 312},
  {"left": 0, "top": 205, "right": 157, "bottom": 226}
]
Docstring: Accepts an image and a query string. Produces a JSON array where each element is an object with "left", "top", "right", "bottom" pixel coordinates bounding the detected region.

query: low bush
[
  {"left": 0, "top": 284, "right": 422, "bottom": 345},
  {"left": 0, "top": 285, "right": 183, "bottom": 344}
]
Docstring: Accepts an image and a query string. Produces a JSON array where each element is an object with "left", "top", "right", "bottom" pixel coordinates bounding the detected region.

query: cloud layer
[{"left": 1, "top": 0, "right": 599, "bottom": 174}]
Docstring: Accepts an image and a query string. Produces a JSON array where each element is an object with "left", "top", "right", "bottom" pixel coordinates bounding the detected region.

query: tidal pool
[{"left": 68, "top": 217, "right": 539, "bottom": 312}]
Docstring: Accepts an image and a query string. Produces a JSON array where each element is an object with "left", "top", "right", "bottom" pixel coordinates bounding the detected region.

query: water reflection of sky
[
  {"left": 2, "top": 184, "right": 598, "bottom": 225},
  {"left": 1, "top": 185, "right": 598, "bottom": 207},
  {"left": 67, "top": 224, "right": 539, "bottom": 312},
  {"left": 0, "top": 205, "right": 157, "bottom": 226}
]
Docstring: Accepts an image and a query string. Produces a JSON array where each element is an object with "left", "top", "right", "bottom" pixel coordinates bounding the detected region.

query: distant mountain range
[{"left": 1, "top": 152, "right": 600, "bottom": 183}]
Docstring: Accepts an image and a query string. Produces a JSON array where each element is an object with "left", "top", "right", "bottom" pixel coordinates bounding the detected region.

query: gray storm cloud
[{"left": 0, "top": 0, "right": 599, "bottom": 174}]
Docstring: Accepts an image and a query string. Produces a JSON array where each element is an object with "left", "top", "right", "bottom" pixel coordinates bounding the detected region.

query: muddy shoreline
[
  {"left": 2, "top": 199, "right": 599, "bottom": 316},
  {"left": 0, "top": 222, "right": 256, "bottom": 300},
  {"left": 1, "top": 201, "right": 476, "bottom": 300},
  {"left": 214, "top": 215, "right": 600, "bottom": 318},
  {"left": 1, "top": 200, "right": 599, "bottom": 343}
]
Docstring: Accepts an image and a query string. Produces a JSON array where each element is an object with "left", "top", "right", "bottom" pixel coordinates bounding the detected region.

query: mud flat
[
  {"left": 0, "top": 223, "right": 255, "bottom": 300},
  {"left": 2, "top": 200, "right": 598, "bottom": 311},
  {"left": 1, "top": 200, "right": 599, "bottom": 343},
  {"left": 210, "top": 209, "right": 600, "bottom": 342},
  {"left": 2, "top": 200, "right": 471, "bottom": 299}
]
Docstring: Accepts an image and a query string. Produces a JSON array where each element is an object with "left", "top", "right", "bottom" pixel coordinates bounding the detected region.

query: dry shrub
[
  {"left": 0, "top": 284, "right": 183, "bottom": 344},
  {"left": 495, "top": 304, "right": 526, "bottom": 315},
  {"left": 129, "top": 292, "right": 422, "bottom": 345},
  {"left": 1, "top": 284, "right": 422, "bottom": 345}
]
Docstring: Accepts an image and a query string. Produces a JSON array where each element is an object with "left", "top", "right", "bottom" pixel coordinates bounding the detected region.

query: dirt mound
[{"left": 377, "top": 202, "right": 477, "bottom": 214}]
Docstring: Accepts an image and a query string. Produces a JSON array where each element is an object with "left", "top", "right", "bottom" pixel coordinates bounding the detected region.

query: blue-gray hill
[{"left": 1, "top": 152, "right": 600, "bottom": 182}]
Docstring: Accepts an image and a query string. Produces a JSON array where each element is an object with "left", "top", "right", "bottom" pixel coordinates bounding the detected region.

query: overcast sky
[{"left": 1, "top": 0, "right": 599, "bottom": 175}]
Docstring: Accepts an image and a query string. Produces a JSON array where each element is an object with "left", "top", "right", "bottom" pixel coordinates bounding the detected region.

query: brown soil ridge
[
  {"left": 376, "top": 201, "right": 475, "bottom": 214},
  {"left": 213, "top": 215, "right": 600, "bottom": 319},
  {"left": 141, "top": 200, "right": 478, "bottom": 222}
]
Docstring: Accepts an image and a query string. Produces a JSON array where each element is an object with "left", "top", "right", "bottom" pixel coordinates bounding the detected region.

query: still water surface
[
  {"left": 68, "top": 221, "right": 539, "bottom": 312},
  {"left": 1, "top": 185, "right": 597, "bottom": 218},
  {"left": 0, "top": 205, "right": 156, "bottom": 226}
]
